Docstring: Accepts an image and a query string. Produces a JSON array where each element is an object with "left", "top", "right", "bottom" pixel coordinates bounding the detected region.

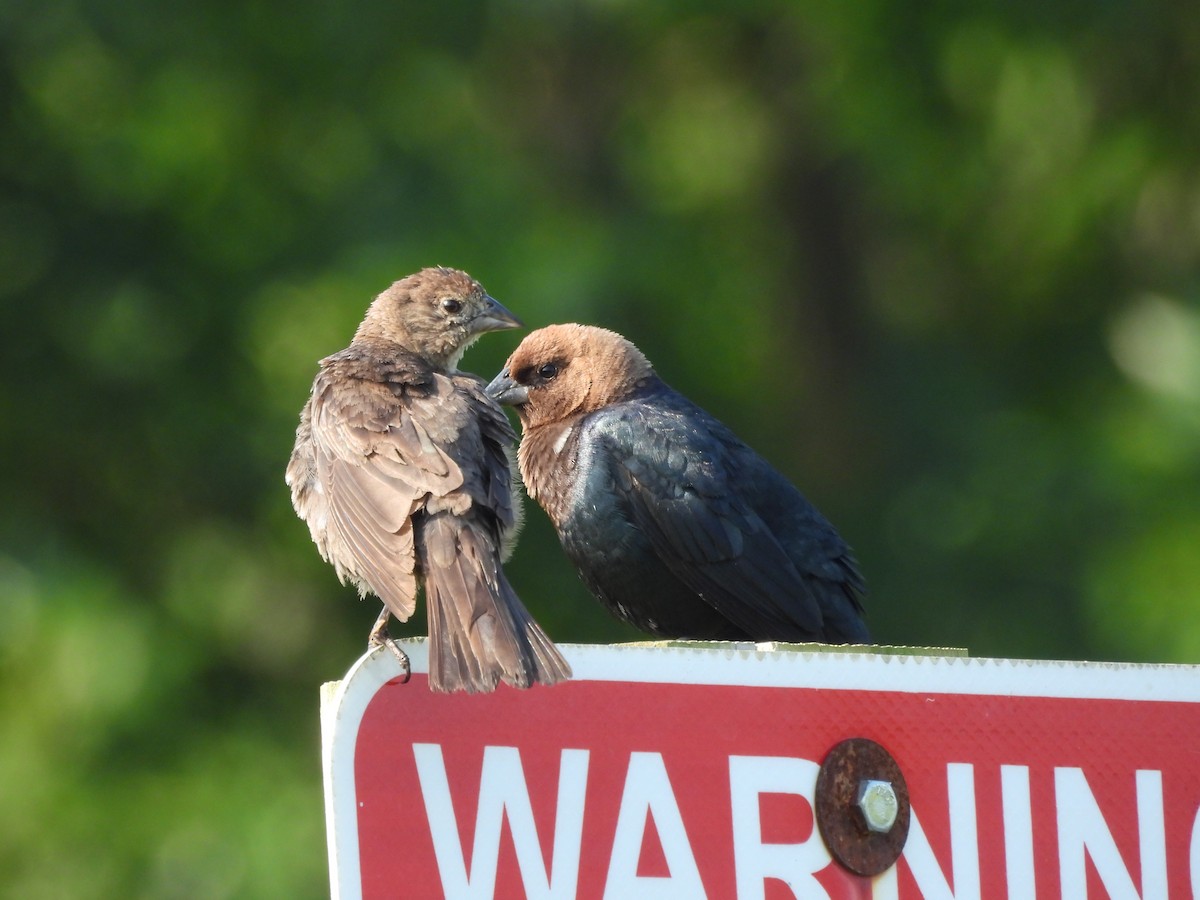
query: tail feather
[{"left": 420, "top": 514, "right": 571, "bottom": 693}]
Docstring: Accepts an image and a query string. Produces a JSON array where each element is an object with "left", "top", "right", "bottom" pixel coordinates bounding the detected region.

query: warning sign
[{"left": 320, "top": 641, "right": 1200, "bottom": 899}]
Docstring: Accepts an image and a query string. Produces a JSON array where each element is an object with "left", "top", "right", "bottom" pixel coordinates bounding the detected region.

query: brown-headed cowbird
[
  {"left": 486, "top": 323, "right": 869, "bottom": 644},
  {"left": 286, "top": 268, "right": 570, "bottom": 692}
]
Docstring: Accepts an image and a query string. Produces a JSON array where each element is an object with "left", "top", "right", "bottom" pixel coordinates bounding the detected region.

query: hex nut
[{"left": 857, "top": 779, "right": 899, "bottom": 833}]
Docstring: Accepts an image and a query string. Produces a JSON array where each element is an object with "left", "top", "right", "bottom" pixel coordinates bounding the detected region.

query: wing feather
[
  {"left": 301, "top": 367, "right": 470, "bottom": 622},
  {"left": 601, "top": 405, "right": 827, "bottom": 639}
]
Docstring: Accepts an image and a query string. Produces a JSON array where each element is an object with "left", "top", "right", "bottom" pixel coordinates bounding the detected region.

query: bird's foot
[{"left": 368, "top": 609, "right": 411, "bottom": 683}]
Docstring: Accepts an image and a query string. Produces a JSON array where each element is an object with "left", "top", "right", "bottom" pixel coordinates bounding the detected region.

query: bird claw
[{"left": 369, "top": 610, "right": 411, "bottom": 683}]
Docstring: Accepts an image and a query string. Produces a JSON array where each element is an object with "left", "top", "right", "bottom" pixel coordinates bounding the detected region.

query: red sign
[{"left": 321, "top": 642, "right": 1200, "bottom": 898}]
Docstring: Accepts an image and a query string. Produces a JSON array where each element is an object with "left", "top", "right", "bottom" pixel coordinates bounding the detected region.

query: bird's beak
[
  {"left": 486, "top": 369, "right": 529, "bottom": 406},
  {"left": 470, "top": 295, "right": 524, "bottom": 335}
]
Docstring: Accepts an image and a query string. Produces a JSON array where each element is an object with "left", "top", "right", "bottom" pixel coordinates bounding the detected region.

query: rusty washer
[{"left": 814, "top": 737, "right": 911, "bottom": 877}]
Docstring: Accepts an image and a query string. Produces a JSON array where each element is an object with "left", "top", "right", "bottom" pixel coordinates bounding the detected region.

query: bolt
[{"left": 857, "top": 780, "right": 898, "bottom": 834}]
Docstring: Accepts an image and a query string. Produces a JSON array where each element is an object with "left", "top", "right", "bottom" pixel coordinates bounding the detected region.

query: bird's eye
[
  {"left": 538, "top": 362, "right": 559, "bottom": 380},
  {"left": 440, "top": 298, "right": 462, "bottom": 314}
]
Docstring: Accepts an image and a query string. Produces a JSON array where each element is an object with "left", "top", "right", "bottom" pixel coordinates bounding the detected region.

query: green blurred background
[{"left": 2, "top": 0, "right": 1198, "bottom": 895}]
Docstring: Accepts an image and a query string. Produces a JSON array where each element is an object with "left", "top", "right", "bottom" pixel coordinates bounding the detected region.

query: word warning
[{"left": 321, "top": 641, "right": 1200, "bottom": 899}]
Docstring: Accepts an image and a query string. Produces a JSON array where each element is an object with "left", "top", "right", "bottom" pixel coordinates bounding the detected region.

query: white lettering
[
  {"left": 1137, "top": 771, "right": 1168, "bottom": 899},
  {"left": 1190, "top": 801, "right": 1200, "bottom": 899},
  {"left": 603, "top": 751, "right": 706, "bottom": 899},
  {"left": 1001, "top": 765, "right": 1036, "bottom": 898},
  {"left": 1055, "top": 767, "right": 1167, "bottom": 899},
  {"left": 872, "top": 865, "right": 898, "bottom": 899},
  {"left": 412, "top": 744, "right": 589, "bottom": 899},
  {"left": 899, "top": 763, "right": 980, "bottom": 899},
  {"left": 728, "top": 755, "right": 831, "bottom": 900}
]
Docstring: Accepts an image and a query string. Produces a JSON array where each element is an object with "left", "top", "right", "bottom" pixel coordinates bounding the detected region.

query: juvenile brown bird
[
  {"left": 487, "top": 324, "right": 869, "bottom": 644},
  {"left": 286, "top": 268, "right": 570, "bottom": 692}
]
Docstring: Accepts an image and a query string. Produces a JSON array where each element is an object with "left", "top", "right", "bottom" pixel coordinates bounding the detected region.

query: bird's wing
[
  {"left": 595, "top": 403, "right": 826, "bottom": 638},
  {"left": 308, "top": 368, "right": 470, "bottom": 621},
  {"left": 452, "top": 374, "right": 520, "bottom": 531}
]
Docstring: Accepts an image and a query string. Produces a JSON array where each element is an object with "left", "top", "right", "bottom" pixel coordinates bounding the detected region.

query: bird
[
  {"left": 486, "top": 323, "right": 869, "bottom": 644},
  {"left": 286, "top": 267, "right": 570, "bottom": 693}
]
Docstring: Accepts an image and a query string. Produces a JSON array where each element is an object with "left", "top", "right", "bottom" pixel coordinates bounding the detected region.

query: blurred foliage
[{"left": 2, "top": 0, "right": 1199, "bottom": 895}]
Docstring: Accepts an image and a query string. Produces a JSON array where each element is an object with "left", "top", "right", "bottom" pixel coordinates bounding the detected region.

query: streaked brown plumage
[{"left": 286, "top": 267, "right": 570, "bottom": 692}]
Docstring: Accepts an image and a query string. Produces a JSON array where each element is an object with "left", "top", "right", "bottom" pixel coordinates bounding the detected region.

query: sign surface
[{"left": 320, "top": 641, "right": 1200, "bottom": 899}]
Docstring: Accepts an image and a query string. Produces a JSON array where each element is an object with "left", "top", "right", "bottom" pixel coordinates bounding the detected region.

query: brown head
[
  {"left": 353, "top": 267, "right": 522, "bottom": 369},
  {"left": 486, "top": 324, "right": 655, "bottom": 429}
]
